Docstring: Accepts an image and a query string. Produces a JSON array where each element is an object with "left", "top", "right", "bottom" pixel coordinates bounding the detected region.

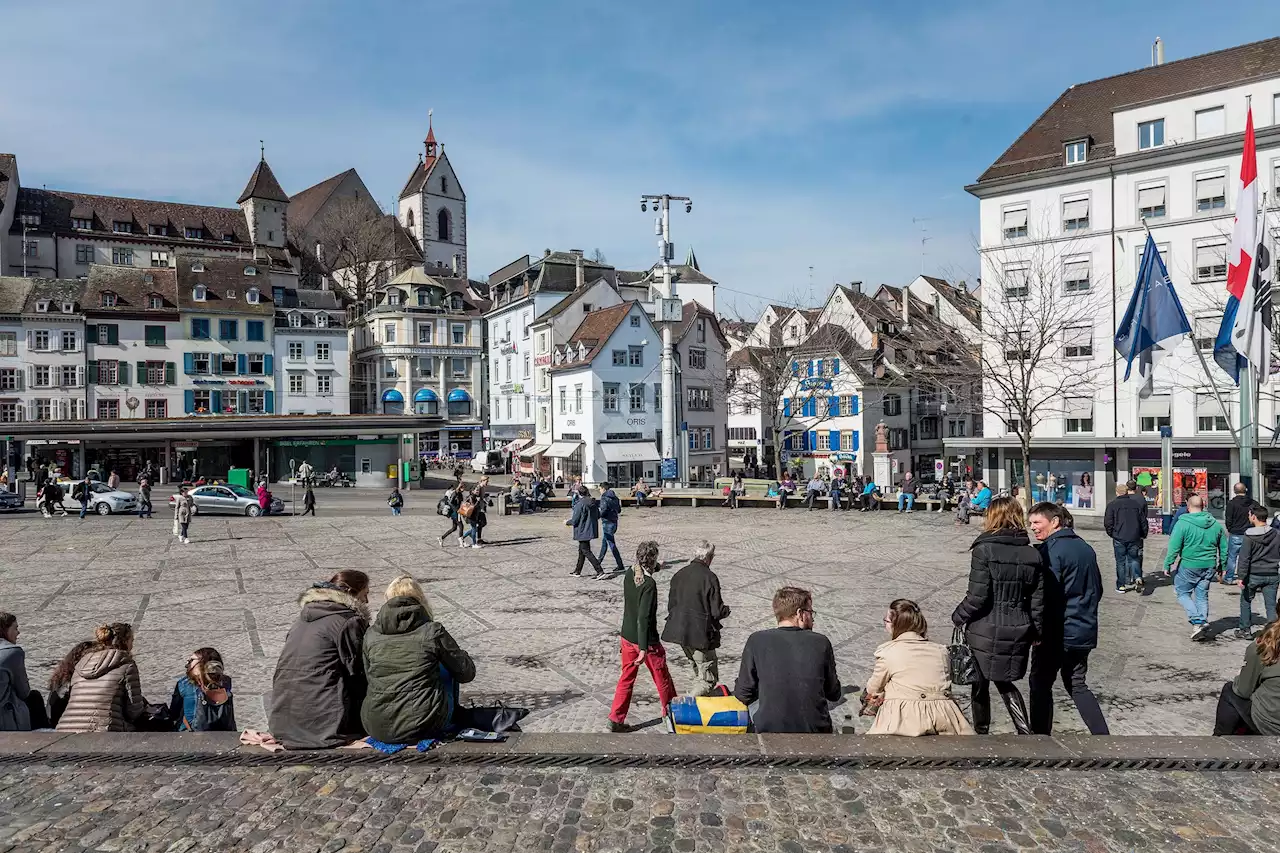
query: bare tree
[
  {"left": 304, "top": 195, "right": 416, "bottom": 304},
  {"left": 589, "top": 248, "right": 608, "bottom": 264}
]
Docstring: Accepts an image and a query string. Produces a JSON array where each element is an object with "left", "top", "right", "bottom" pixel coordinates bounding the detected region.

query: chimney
[
  {"left": 570, "top": 249, "right": 584, "bottom": 257},
  {"left": 452, "top": 254, "right": 459, "bottom": 275},
  {"left": 1152, "top": 37, "right": 1164, "bottom": 66},
  {"left": 850, "top": 280, "right": 862, "bottom": 294},
  {"left": 575, "top": 253, "right": 584, "bottom": 290}
]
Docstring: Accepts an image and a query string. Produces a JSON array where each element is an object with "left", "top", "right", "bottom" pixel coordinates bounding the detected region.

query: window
[
  {"left": 1195, "top": 241, "right": 1228, "bottom": 281},
  {"left": 61, "top": 330, "right": 78, "bottom": 352},
  {"left": 0, "top": 403, "right": 17, "bottom": 422},
  {"left": 1064, "top": 397, "right": 1094, "bottom": 433},
  {"left": 218, "top": 319, "right": 238, "bottom": 341},
  {"left": 654, "top": 382, "right": 662, "bottom": 412},
  {"left": 31, "top": 365, "right": 50, "bottom": 387},
  {"left": 1195, "top": 174, "right": 1227, "bottom": 213},
  {"left": 191, "top": 352, "right": 210, "bottom": 375},
  {"left": 246, "top": 320, "right": 264, "bottom": 342},
  {"left": 1063, "top": 258, "right": 1091, "bottom": 294},
  {"left": 441, "top": 176, "right": 449, "bottom": 194},
  {"left": 246, "top": 390, "right": 267, "bottom": 414},
  {"left": 523, "top": 353, "right": 530, "bottom": 378},
  {"left": 151, "top": 250, "right": 169, "bottom": 268},
  {"left": 387, "top": 290, "right": 402, "bottom": 307},
  {"left": 1194, "top": 316, "right": 1221, "bottom": 351},
  {"left": 505, "top": 355, "right": 512, "bottom": 381},
  {"left": 1004, "top": 330, "right": 1031, "bottom": 361},
  {"left": 629, "top": 382, "right": 645, "bottom": 411},
  {"left": 220, "top": 353, "right": 238, "bottom": 374},
  {"left": 315, "top": 314, "right": 328, "bottom": 329},
  {"left": 612, "top": 349, "right": 626, "bottom": 367},
  {"left": 816, "top": 432, "right": 830, "bottom": 452},
  {"left": 289, "top": 313, "right": 302, "bottom": 329},
  {"left": 418, "top": 323, "right": 433, "bottom": 344},
  {"left": 437, "top": 208, "right": 452, "bottom": 242},
  {"left": 98, "top": 360, "right": 119, "bottom": 384},
  {"left": 1194, "top": 106, "right": 1225, "bottom": 140},
  {"left": 448, "top": 397, "right": 470, "bottom": 418},
  {"left": 144, "top": 361, "right": 166, "bottom": 384},
  {"left": 30, "top": 399, "right": 51, "bottom": 421},
  {"left": 883, "top": 393, "right": 902, "bottom": 416},
  {"left": 60, "top": 365, "right": 77, "bottom": 386},
  {"left": 948, "top": 418, "right": 968, "bottom": 438},
  {"left": 574, "top": 384, "right": 583, "bottom": 414},
  {"left": 316, "top": 373, "right": 332, "bottom": 396},
  {"left": 316, "top": 342, "right": 331, "bottom": 362},
  {"left": 75, "top": 244, "right": 93, "bottom": 264},
  {"left": 35, "top": 300, "right": 48, "bottom": 313},
  {"left": 185, "top": 227, "right": 204, "bottom": 240},
  {"left": 191, "top": 390, "right": 212, "bottom": 413},
  {"left": 1062, "top": 196, "right": 1089, "bottom": 232},
  {"left": 450, "top": 294, "right": 463, "bottom": 311},
  {"left": 842, "top": 395, "right": 858, "bottom": 416},
  {"left": 289, "top": 373, "right": 305, "bottom": 394},
  {"left": 1002, "top": 206, "right": 1028, "bottom": 240},
  {"left": 1198, "top": 393, "right": 1229, "bottom": 432},
  {"left": 1138, "top": 118, "right": 1165, "bottom": 150},
  {"left": 559, "top": 387, "right": 567, "bottom": 414},
  {"left": 451, "top": 323, "right": 466, "bottom": 345},
  {"left": 221, "top": 233, "right": 235, "bottom": 243},
  {"left": 383, "top": 358, "right": 398, "bottom": 379},
  {"left": 112, "top": 247, "right": 133, "bottom": 266},
  {"left": 248, "top": 353, "right": 265, "bottom": 375},
  {"left": 1003, "top": 264, "right": 1029, "bottom": 300},
  {"left": 505, "top": 396, "right": 513, "bottom": 420},
  {"left": 1063, "top": 325, "right": 1093, "bottom": 359},
  {"left": 112, "top": 221, "right": 133, "bottom": 233},
  {"left": 1139, "top": 395, "right": 1171, "bottom": 433},
  {"left": 193, "top": 284, "right": 206, "bottom": 300},
  {"left": 72, "top": 217, "right": 92, "bottom": 230},
  {"left": 288, "top": 341, "right": 304, "bottom": 361},
  {"left": 1138, "top": 183, "right": 1167, "bottom": 221},
  {"left": 687, "top": 348, "right": 706, "bottom": 369},
  {"left": 1064, "top": 139, "right": 1087, "bottom": 165},
  {"left": 0, "top": 333, "right": 13, "bottom": 357},
  {"left": 451, "top": 357, "right": 466, "bottom": 377},
  {"left": 97, "top": 399, "right": 120, "bottom": 420},
  {"left": 0, "top": 369, "right": 17, "bottom": 390},
  {"left": 31, "top": 330, "right": 50, "bottom": 352},
  {"left": 630, "top": 315, "right": 641, "bottom": 328},
  {"left": 687, "top": 387, "right": 713, "bottom": 411},
  {"left": 628, "top": 346, "right": 643, "bottom": 367},
  {"left": 145, "top": 399, "right": 167, "bottom": 419},
  {"left": 149, "top": 224, "right": 167, "bottom": 236}
]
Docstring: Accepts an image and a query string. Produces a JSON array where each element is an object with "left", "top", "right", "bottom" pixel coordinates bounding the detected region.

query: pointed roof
[
  {"left": 685, "top": 246, "right": 699, "bottom": 270},
  {"left": 288, "top": 169, "right": 356, "bottom": 233},
  {"left": 237, "top": 158, "right": 289, "bottom": 205}
]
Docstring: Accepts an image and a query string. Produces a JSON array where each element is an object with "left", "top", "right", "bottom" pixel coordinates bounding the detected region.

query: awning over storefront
[
  {"left": 600, "top": 442, "right": 660, "bottom": 463},
  {"left": 545, "top": 441, "right": 583, "bottom": 458},
  {"left": 503, "top": 437, "right": 530, "bottom": 453},
  {"left": 519, "top": 444, "right": 550, "bottom": 458},
  {"left": 448, "top": 388, "right": 471, "bottom": 402},
  {"left": 381, "top": 389, "right": 404, "bottom": 402},
  {"left": 414, "top": 388, "right": 439, "bottom": 402}
]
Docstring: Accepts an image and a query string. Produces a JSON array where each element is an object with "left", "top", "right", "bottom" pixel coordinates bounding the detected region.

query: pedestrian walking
[
  {"left": 388, "top": 487, "right": 404, "bottom": 516},
  {"left": 1213, "top": 621, "right": 1280, "bottom": 736},
  {"left": 73, "top": 476, "right": 92, "bottom": 519},
  {"left": 566, "top": 484, "right": 605, "bottom": 578},
  {"left": 661, "top": 540, "right": 730, "bottom": 697},
  {"left": 951, "top": 496, "right": 1044, "bottom": 734},
  {"left": 257, "top": 482, "right": 273, "bottom": 517},
  {"left": 301, "top": 486, "right": 316, "bottom": 517},
  {"left": 173, "top": 486, "right": 194, "bottom": 544},
  {"left": 469, "top": 478, "right": 490, "bottom": 546},
  {"left": 1234, "top": 503, "right": 1279, "bottom": 640},
  {"left": 608, "top": 541, "right": 677, "bottom": 732},
  {"left": 1026, "top": 503, "right": 1109, "bottom": 736},
  {"left": 1103, "top": 479, "right": 1148, "bottom": 592},
  {"left": 438, "top": 484, "right": 465, "bottom": 547},
  {"left": 1225, "top": 482, "right": 1253, "bottom": 584},
  {"left": 1163, "top": 493, "right": 1228, "bottom": 642},
  {"left": 596, "top": 482, "right": 625, "bottom": 574},
  {"left": 137, "top": 478, "right": 153, "bottom": 519}
]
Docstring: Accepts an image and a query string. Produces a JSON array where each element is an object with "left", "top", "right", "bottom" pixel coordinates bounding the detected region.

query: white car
[{"left": 84, "top": 483, "right": 138, "bottom": 515}]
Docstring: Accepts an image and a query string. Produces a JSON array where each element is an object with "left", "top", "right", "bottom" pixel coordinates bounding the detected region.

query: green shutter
[
  {"left": 87, "top": 361, "right": 98, "bottom": 385},
  {"left": 165, "top": 362, "right": 176, "bottom": 385},
  {"left": 118, "top": 362, "right": 130, "bottom": 385},
  {"left": 86, "top": 325, "right": 99, "bottom": 344},
  {"left": 137, "top": 361, "right": 147, "bottom": 385},
  {"left": 105, "top": 325, "right": 119, "bottom": 345}
]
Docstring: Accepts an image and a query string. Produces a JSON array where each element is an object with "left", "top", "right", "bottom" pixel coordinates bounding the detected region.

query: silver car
[
  {"left": 177, "top": 484, "right": 284, "bottom": 517},
  {"left": 86, "top": 483, "right": 138, "bottom": 515}
]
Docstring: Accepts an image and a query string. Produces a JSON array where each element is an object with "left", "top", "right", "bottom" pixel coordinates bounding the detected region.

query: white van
[{"left": 470, "top": 450, "right": 504, "bottom": 474}]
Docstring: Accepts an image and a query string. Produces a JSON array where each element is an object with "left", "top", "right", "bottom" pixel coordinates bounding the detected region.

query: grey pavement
[{"left": 0, "top": 502, "right": 1255, "bottom": 735}]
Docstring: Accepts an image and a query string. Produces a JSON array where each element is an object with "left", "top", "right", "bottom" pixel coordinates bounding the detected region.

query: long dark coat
[{"left": 952, "top": 528, "right": 1046, "bottom": 682}]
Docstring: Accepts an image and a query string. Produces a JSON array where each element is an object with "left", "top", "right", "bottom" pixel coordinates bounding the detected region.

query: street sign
[
  {"left": 935, "top": 459, "right": 944, "bottom": 477},
  {"left": 661, "top": 457, "right": 678, "bottom": 480}
]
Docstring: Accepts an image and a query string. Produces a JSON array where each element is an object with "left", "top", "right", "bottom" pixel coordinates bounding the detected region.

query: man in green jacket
[{"left": 1163, "top": 493, "right": 1228, "bottom": 642}]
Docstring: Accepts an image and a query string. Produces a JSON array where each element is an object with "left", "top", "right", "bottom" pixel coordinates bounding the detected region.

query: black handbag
[
  {"left": 454, "top": 703, "right": 529, "bottom": 734},
  {"left": 947, "top": 627, "right": 979, "bottom": 686}
]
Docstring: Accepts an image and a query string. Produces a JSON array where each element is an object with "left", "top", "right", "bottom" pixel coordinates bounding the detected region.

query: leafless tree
[
  {"left": 589, "top": 248, "right": 608, "bottom": 264},
  {"left": 304, "top": 195, "right": 416, "bottom": 305}
]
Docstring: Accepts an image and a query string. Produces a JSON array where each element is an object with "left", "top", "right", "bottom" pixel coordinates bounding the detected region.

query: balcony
[{"left": 914, "top": 401, "right": 945, "bottom": 417}]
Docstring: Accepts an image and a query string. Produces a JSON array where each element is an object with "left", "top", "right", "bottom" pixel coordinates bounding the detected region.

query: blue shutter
[
  {"left": 183, "top": 390, "right": 194, "bottom": 414},
  {"left": 688, "top": 431, "right": 695, "bottom": 450},
  {"left": 237, "top": 353, "right": 247, "bottom": 375},
  {"left": 830, "top": 430, "right": 840, "bottom": 451},
  {"left": 851, "top": 395, "right": 860, "bottom": 415},
  {"left": 852, "top": 430, "right": 860, "bottom": 450},
  {"left": 832, "top": 358, "right": 840, "bottom": 375},
  {"left": 828, "top": 396, "right": 839, "bottom": 416},
  {"left": 791, "top": 360, "right": 799, "bottom": 377},
  {"left": 264, "top": 354, "right": 273, "bottom": 375},
  {"left": 183, "top": 353, "right": 194, "bottom": 374},
  {"left": 265, "top": 390, "right": 274, "bottom": 414},
  {"left": 783, "top": 398, "right": 791, "bottom": 418},
  {"left": 817, "top": 359, "right": 824, "bottom": 376},
  {"left": 211, "top": 390, "right": 222, "bottom": 413},
  {"left": 808, "top": 430, "right": 817, "bottom": 452},
  {"left": 807, "top": 360, "right": 814, "bottom": 377}
]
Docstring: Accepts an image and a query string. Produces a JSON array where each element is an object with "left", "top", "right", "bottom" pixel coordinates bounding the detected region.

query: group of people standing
[{"left": 437, "top": 476, "right": 491, "bottom": 549}]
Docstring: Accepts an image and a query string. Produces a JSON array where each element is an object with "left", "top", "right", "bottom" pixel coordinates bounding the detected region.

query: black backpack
[{"left": 185, "top": 684, "right": 236, "bottom": 732}]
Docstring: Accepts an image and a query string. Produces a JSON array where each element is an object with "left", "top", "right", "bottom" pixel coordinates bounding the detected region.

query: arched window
[
  {"left": 406, "top": 209, "right": 414, "bottom": 229},
  {"left": 437, "top": 208, "right": 451, "bottom": 243}
]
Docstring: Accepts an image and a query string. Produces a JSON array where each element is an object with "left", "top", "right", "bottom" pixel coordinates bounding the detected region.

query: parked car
[
  {"left": 0, "top": 490, "right": 24, "bottom": 512},
  {"left": 470, "top": 450, "right": 504, "bottom": 474},
  {"left": 85, "top": 483, "right": 138, "bottom": 515},
  {"left": 171, "top": 483, "right": 284, "bottom": 517}
]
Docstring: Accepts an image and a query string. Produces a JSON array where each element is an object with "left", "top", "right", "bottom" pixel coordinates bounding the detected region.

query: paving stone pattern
[
  {"left": 0, "top": 506, "right": 1253, "bottom": 734},
  {"left": 2, "top": 762, "right": 1276, "bottom": 852}
]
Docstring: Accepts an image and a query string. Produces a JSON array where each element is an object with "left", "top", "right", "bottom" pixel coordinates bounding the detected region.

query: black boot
[{"left": 1000, "top": 685, "right": 1032, "bottom": 735}]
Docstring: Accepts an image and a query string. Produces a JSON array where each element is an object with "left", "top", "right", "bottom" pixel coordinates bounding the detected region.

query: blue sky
[{"left": 3, "top": 1, "right": 1278, "bottom": 316}]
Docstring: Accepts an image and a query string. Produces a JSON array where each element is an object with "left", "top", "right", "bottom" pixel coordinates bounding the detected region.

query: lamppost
[{"left": 639, "top": 194, "right": 692, "bottom": 487}]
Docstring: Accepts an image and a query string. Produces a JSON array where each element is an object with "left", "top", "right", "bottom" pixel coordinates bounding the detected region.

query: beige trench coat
[{"left": 864, "top": 632, "right": 974, "bottom": 736}]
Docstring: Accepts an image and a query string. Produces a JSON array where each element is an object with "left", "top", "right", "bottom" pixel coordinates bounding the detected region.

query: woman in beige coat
[
  {"left": 56, "top": 623, "right": 147, "bottom": 732},
  {"left": 863, "top": 599, "right": 974, "bottom": 736}
]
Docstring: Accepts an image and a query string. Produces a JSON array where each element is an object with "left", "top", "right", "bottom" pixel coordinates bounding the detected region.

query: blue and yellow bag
[{"left": 669, "top": 694, "right": 749, "bottom": 735}]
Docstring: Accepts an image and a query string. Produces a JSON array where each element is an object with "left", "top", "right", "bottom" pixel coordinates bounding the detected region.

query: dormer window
[
  {"left": 149, "top": 224, "right": 168, "bottom": 236},
  {"left": 185, "top": 226, "right": 204, "bottom": 240},
  {"left": 194, "top": 285, "right": 207, "bottom": 301},
  {"left": 226, "top": 289, "right": 236, "bottom": 299},
  {"left": 61, "top": 302, "right": 75, "bottom": 314},
  {"left": 222, "top": 233, "right": 235, "bottom": 243},
  {"left": 72, "top": 217, "right": 92, "bottom": 230},
  {"left": 246, "top": 288, "right": 260, "bottom": 304},
  {"left": 388, "top": 290, "right": 402, "bottom": 306},
  {"left": 191, "top": 262, "right": 205, "bottom": 273},
  {"left": 148, "top": 294, "right": 163, "bottom": 309},
  {"left": 112, "top": 221, "right": 133, "bottom": 233},
  {"left": 243, "top": 266, "right": 257, "bottom": 276},
  {"left": 35, "top": 300, "right": 49, "bottom": 313},
  {"left": 1064, "top": 139, "right": 1088, "bottom": 166},
  {"left": 450, "top": 294, "right": 462, "bottom": 310},
  {"left": 100, "top": 291, "right": 117, "bottom": 308},
  {"left": 289, "top": 312, "right": 302, "bottom": 328},
  {"left": 316, "top": 313, "right": 328, "bottom": 328}
]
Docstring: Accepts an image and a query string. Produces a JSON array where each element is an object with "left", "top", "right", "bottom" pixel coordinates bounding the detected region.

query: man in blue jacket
[
  {"left": 596, "top": 482, "right": 625, "bottom": 574},
  {"left": 1026, "top": 502, "right": 1110, "bottom": 735},
  {"left": 565, "top": 484, "right": 605, "bottom": 579}
]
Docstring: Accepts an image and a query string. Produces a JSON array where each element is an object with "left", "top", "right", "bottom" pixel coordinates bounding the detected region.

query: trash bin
[{"left": 228, "top": 467, "right": 250, "bottom": 489}]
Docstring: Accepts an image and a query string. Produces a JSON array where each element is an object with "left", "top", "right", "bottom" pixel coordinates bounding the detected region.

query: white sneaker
[
  {"left": 458, "top": 537, "right": 466, "bottom": 547},
  {"left": 181, "top": 537, "right": 190, "bottom": 544},
  {"left": 471, "top": 542, "right": 482, "bottom": 550},
  {"left": 1191, "top": 625, "right": 1209, "bottom": 641}
]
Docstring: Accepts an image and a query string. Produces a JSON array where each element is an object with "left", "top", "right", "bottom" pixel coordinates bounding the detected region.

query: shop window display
[{"left": 1008, "top": 458, "right": 1095, "bottom": 507}]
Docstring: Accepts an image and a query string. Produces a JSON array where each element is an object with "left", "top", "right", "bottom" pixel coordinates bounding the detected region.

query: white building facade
[{"left": 274, "top": 287, "right": 349, "bottom": 416}]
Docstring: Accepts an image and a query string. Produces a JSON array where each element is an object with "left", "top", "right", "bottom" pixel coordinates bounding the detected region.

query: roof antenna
[{"left": 259, "top": 140, "right": 265, "bottom": 161}]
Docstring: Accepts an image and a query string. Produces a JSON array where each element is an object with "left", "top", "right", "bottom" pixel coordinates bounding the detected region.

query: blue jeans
[
  {"left": 1226, "top": 535, "right": 1245, "bottom": 582},
  {"left": 897, "top": 494, "right": 914, "bottom": 511},
  {"left": 1111, "top": 540, "right": 1143, "bottom": 589},
  {"left": 598, "top": 520, "right": 623, "bottom": 570},
  {"left": 1240, "top": 578, "right": 1279, "bottom": 631},
  {"left": 79, "top": 500, "right": 88, "bottom": 519},
  {"left": 1174, "top": 566, "right": 1213, "bottom": 626},
  {"left": 392, "top": 506, "right": 401, "bottom": 515},
  {"left": 463, "top": 523, "right": 480, "bottom": 544}
]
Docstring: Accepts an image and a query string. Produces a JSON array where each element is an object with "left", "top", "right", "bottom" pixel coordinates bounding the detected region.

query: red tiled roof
[{"left": 554, "top": 302, "right": 636, "bottom": 369}]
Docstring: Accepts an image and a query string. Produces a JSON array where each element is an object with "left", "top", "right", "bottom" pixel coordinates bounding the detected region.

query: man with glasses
[{"left": 733, "top": 586, "right": 842, "bottom": 733}]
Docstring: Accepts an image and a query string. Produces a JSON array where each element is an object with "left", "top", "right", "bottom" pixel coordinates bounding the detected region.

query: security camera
[
  {"left": 685, "top": 201, "right": 692, "bottom": 213},
  {"left": 641, "top": 201, "right": 648, "bottom": 212}
]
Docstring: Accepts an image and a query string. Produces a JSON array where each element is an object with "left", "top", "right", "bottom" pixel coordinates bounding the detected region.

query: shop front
[
  {"left": 23, "top": 440, "right": 85, "bottom": 480},
  {"left": 546, "top": 437, "right": 583, "bottom": 482},
  {"left": 83, "top": 441, "right": 171, "bottom": 483},
  {"left": 170, "top": 440, "right": 255, "bottom": 483},
  {"left": 1129, "top": 447, "right": 1232, "bottom": 519},
  {"left": 1007, "top": 453, "right": 1097, "bottom": 509},
  {"left": 600, "top": 441, "right": 660, "bottom": 486},
  {"left": 270, "top": 437, "right": 400, "bottom": 482}
]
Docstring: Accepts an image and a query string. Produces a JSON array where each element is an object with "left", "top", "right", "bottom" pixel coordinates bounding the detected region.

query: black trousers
[
  {"left": 440, "top": 516, "right": 463, "bottom": 539},
  {"left": 301, "top": 504, "right": 316, "bottom": 516},
  {"left": 24, "top": 689, "right": 51, "bottom": 730},
  {"left": 574, "top": 540, "right": 603, "bottom": 574},
  {"left": 1028, "top": 647, "right": 1110, "bottom": 735},
  {"left": 971, "top": 677, "right": 1030, "bottom": 734},
  {"left": 1213, "top": 681, "right": 1259, "bottom": 735}
]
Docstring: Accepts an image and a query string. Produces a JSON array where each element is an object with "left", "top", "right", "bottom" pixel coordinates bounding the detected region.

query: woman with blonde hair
[
  {"left": 56, "top": 623, "right": 147, "bottom": 732},
  {"left": 863, "top": 600, "right": 973, "bottom": 736},
  {"left": 361, "top": 574, "right": 475, "bottom": 743},
  {"left": 952, "top": 496, "right": 1045, "bottom": 734},
  {"left": 169, "top": 647, "right": 235, "bottom": 731}
]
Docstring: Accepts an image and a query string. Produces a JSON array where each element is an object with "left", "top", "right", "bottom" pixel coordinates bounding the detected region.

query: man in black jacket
[
  {"left": 1235, "top": 503, "right": 1280, "bottom": 640},
  {"left": 734, "top": 586, "right": 841, "bottom": 733},
  {"left": 1224, "top": 482, "right": 1253, "bottom": 584},
  {"left": 1103, "top": 479, "right": 1148, "bottom": 592},
  {"left": 661, "top": 541, "right": 731, "bottom": 696},
  {"left": 1027, "top": 502, "right": 1109, "bottom": 735}
]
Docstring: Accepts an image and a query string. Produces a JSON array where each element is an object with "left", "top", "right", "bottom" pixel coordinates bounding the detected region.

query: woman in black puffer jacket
[{"left": 952, "top": 496, "right": 1046, "bottom": 734}]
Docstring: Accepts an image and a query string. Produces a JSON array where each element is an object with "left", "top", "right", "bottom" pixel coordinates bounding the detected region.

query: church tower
[
  {"left": 238, "top": 150, "right": 290, "bottom": 251},
  {"left": 397, "top": 112, "right": 467, "bottom": 277}
]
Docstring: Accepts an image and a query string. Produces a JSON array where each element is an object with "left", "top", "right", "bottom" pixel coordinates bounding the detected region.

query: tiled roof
[
  {"left": 0, "top": 277, "right": 33, "bottom": 315},
  {"left": 399, "top": 156, "right": 436, "bottom": 200},
  {"left": 919, "top": 275, "right": 982, "bottom": 326},
  {"left": 84, "top": 266, "right": 178, "bottom": 316},
  {"left": 174, "top": 256, "right": 277, "bottom": 315},
  {"left": 532, "top": 279, "right": 611, "bottom": 324},
  {"left": 976, "top": 36, "right": 1280, "bottom": 184},
  {"left": 21, "top": 278, "right": 87, "bottom": 314},
  {"left": 11, "top": 188, "right": 251, "bottom": 246},
  {"left": 237, "top": 158, "right": 289, "bottom": 204},
  {"left": 287, "top": 169, "right": 354, "bottom": 233},
  {"left": 553, "top": 302, "right": 636, "bottom": 369},
  {"left": 675, "top": 300, "right": 727, "bottom": 348}
]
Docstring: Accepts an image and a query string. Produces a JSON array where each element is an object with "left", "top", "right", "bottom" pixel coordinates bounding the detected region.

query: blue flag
[{"left": 1114, "top": 234, "right": 1192, "bottom": 395}]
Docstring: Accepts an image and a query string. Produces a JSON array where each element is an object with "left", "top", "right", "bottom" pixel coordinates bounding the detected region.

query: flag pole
[{"left": 1139, "top": 217, "right": 1238, "bottom": 438}]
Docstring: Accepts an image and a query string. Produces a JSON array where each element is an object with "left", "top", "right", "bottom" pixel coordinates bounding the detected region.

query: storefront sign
[
  {"left": 800, "top": 378, "right": 833, "bottom": 391},
  {"left": 626, "top": 418, "right": 646, "bottom": 426},
  {"left": 273, "top": 438, "right": 397, "bottom": 447},
  {"left": 517, "top": 430, "right": 532, "bottom": 439},
  {"left": 832, "top": 452, "right": 857, "bottom": 462},
  {"left": 227, "top": 379, "right": 267, "bottom": 386},
  {"left": 535, "top": 355, "right": 552, "bottom": 366},
  {"left": 1129, "top": 447, "right": 1231, "bottom": 462},
  {"left": 661, "top": 457, "right": 678, "bottom": 480},
  {"left": 192, "top": 379, "right": 226, "bottom": 386},
  {"left": 174, "top": 443, "right": 199, "bottom": 451}
]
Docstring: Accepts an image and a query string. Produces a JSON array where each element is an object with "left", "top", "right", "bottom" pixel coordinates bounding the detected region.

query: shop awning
[
  {"left": 381, "top": 389, "right": 404, "bottom": 402},
  {"left": 519, "top": 443, "right": 550, "bottom": 458},
  {"left": 503, "top": 437, "right": 530, "bottom": 453},
  {"left": 414, "top": 388, "right": 439, "bottom": 402},
  {"left": 448, "top": 388, "right": 471, "bottom": 402},
  {"left": 599, "top": 442, "right": 660, "bottom": 463},
  {"left": 545, "top": 441, "right": 583, "bottom": 458}
]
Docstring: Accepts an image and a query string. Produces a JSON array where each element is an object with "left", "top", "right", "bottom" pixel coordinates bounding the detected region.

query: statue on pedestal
[{"left": 874, "top": 421, "right": 889, "bottom": 454}]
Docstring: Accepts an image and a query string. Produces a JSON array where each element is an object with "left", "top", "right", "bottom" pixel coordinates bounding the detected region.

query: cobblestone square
[{"left": 0, "top": 505, "right": 1250, "bottom": 735}]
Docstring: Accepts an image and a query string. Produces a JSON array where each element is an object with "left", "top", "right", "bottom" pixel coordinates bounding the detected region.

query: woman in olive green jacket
[{"left": 361, "top": 576, "right": 476, "bottom": 743}]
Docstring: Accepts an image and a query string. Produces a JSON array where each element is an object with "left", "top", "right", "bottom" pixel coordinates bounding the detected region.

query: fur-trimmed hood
[{"left": 298, "top": 584, "right": 370, "bottom": 623}]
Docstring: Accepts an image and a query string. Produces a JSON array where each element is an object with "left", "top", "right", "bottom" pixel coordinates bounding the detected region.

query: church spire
[
  {"left": 424, "top": 109, "right": 437, "bottom": 158},
  {"left": 685, "top": 245, "right": 700, "bottom": 271}
]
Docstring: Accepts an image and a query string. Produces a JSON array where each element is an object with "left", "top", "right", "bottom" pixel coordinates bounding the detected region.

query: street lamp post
[{"left": 639, "top": 194, "right": 692, "bottom": 488}]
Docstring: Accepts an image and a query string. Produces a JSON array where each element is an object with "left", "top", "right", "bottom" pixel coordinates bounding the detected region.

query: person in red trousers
[{"left": 608, "top": 540, "right": 677, "bottom": 732}]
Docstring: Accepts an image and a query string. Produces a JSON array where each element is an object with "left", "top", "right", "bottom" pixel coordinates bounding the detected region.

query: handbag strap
[{"left": 951, "top": 626, "right": 964, "bottom": 645}]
